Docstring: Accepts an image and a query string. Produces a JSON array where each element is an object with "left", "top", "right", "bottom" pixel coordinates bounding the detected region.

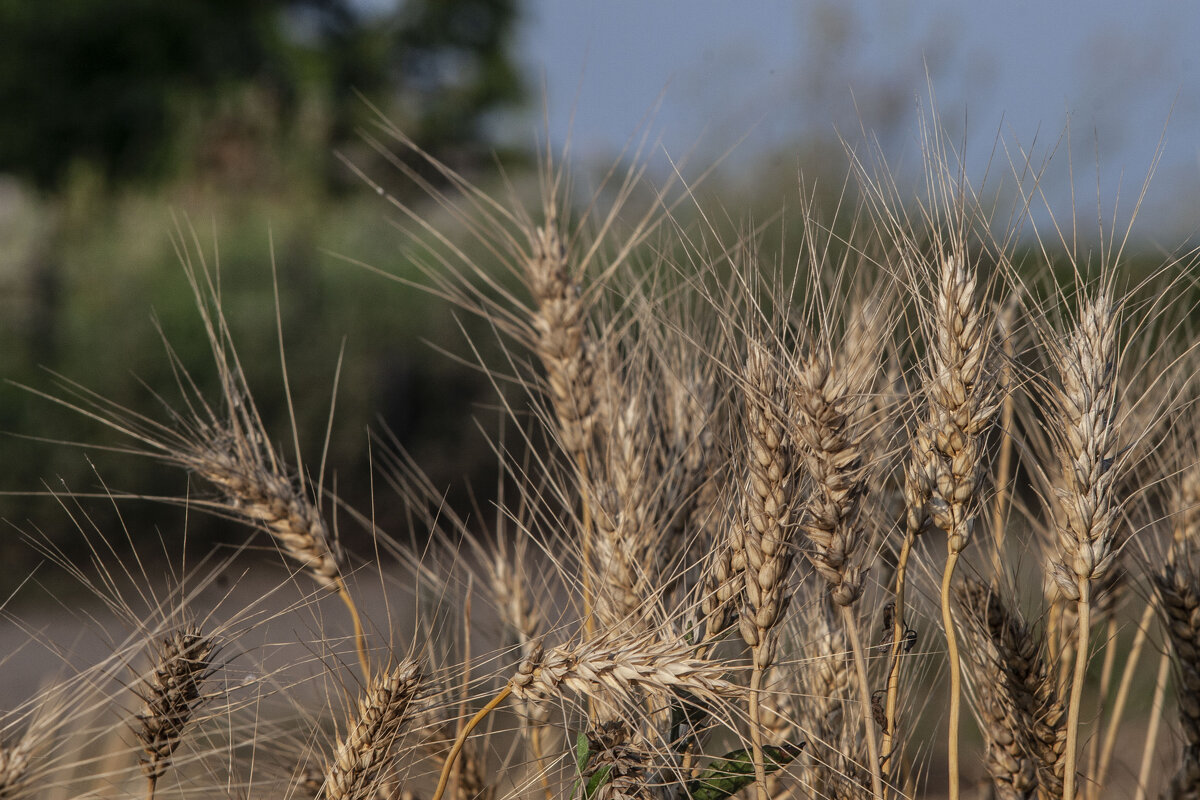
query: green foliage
[
  {"left": 0, "top": 0, "right": 526, "bottom": 191},
  {"left": 572, "top": 732, "right": 804, "bottom": 800},
  {"left": 685, "top": 744, "right": 805, "bottom": 800}
]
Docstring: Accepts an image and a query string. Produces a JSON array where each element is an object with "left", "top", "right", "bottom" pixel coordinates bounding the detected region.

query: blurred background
[{"left": 0, "top": 0, "right": 1198, "bottom": 584}]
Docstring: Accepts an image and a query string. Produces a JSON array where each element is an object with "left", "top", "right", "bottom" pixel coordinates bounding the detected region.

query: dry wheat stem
[{"left": 1093, "top": 600, "right": 1155, "bottom": 796}]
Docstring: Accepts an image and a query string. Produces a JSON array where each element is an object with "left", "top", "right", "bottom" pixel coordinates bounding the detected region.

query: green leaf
[
  {"left": 584, "top": 765, "right": 613, "bottom": 799},
  {"left": 575, "top": 732, "right": 591, "bottom": 773},
  {"left": 685, "top": 742, "right": 805, "bottom": 800}
]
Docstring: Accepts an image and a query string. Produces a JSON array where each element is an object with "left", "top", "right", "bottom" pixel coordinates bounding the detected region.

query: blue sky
[{"left": 513, "top": 1, "right": 1200, "bottom": 242}]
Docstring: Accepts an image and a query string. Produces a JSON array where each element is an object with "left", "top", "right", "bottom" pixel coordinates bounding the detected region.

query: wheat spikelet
[
  {"left": 186, "top": 432, "right": 344, "bottom": 591},
  {"left": 1049, "top": 291, "right": 1121, "bottom": 602},
  {"left": 509, "top": 634, "right": 737, "bottom": 711},
  {"left": 525, "top": 219, "right": 597, "bottom": 461},
  {"left": 732, "top": 337, "right": 798, "bottom": 667},
  {"left": 0, "top": 733, "right": 38, "bottom": 800},
  {"left": 922, "top": 253, "right": 998, "bottom": 552},
  {"left": 132, "top": 627, "right": 217, "bottom": 790},
  {"left": 794, "top": 598, "right": 862, "bottom": 800},
  {"left": 958, "top": 578, "right": 1066, "bottom": 800},
  {"left": 592, "top": 381, "right": 657, "bottom": 633},
  {"left": 791, "top": 347, "right": 870, "bottom": 607},
  {"left": 324, "top": 660, "right": 422, "bottom": 800},
  {"left": 581, "top": 721, "right": 654, "bottom": 800}
]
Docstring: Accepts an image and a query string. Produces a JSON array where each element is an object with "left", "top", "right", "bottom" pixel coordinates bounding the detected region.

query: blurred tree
[{"left": 0, "top": 0, "right": 526, "bottom": 191}]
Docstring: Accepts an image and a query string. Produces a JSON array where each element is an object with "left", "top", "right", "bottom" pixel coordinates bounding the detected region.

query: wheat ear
[
  {"left": 729, "top": 338, "right": 798, "bottom": 800},
  {"left": 524, "top": 218, "right": 601, "bottom": 640},
  {"left": 433, "top": 632, "right": 736, "bottom": 800},
  {"left": 1048, "top": 292, "right": 1120, "bottom": 800},
  {"left": 921, "top": 253, "right": 998, "bottom": 800},
  {"left": 323, "top": 660, "right": 422, "bottom": 800},
  {"left": 132, "top": 627, "right": 216, "bottom": 800},
  {"left": 791, "top": 347, "right": 882, "bottom": 798},
  {"left": 958, "top": 578, "right": 1066, "bottom": 800}
]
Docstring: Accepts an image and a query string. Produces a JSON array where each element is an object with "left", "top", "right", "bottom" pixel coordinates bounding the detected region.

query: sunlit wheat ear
[
  {"left": 525, "top": 218, "right": 598, "bottom": 462},
  {"left": 1048, "top": 291, "right": 1122, "bottom": 603},
  {"left": 732, "top": 337, "right": 797, "bottom": 668},
  {"left": 957, "top": 578, "right": 1066, "bottom": 800},
  {"left": 923, "top": 253, "right": 999, "bottom": 551},
  {"left": 791, "top": 347, "right": 870, "bottom": 608},
  {"left": 509, "top": 633, "right": 739, "bottom": 712},
  {"left": 323, "top": 660, "right": 422, "bottom": 800},
  {"left": 132, "top": 627, "right": 217, "bottom": 799},
  {"left": 0, "top": 739, "right": 33, "bottom": 800},
  {"left": 1043, "top": 290, "right": 1122, "bottom": 800},
  {"left": 795, "top": 598, "right": 859, "bottom": 799}
]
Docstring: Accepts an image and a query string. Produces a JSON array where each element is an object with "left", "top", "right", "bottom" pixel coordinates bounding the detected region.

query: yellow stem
[
  {"left": 989, "top": 383, "right": 1015, "bottom": 582},
  {"left": 1085, "top": 616, "right": 1118, "bottom": 800},
  {"left": 842, "top": 604, "right": 884, "bottom": 800},
  {"left": 1063, "top": 586, "right": 1092, "bottom": 800},
  {"left": 1095, "top": 593, "right": 1156, "bottom": 794},
  {"left": 882, "top": 533, "right": 915, "bottom": 779},
  {"left": 431, "top": 685, "right": 513, "bottom": 800},
  {"left": 146, "top": 775, "right": 157, "bottom": 800},
  {"left": 1133, "top": 648, "right": 1171, "bottom": 800},
  {"left": 941, "top": 549, "right": 962, "bottom": 800},
  {"left": 576, "top": 452, "right": 595, "bottom": 642},
  {"left": 337, "top": 581, "right": 371, "bottom": 682},
  {"left": 748, "top": 661, "right": 769, "bottom": 800}
]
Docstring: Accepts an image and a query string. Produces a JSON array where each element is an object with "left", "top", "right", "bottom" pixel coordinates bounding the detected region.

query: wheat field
[{"left": 3, "top": 112, "right": 1200, "bottom": 800}]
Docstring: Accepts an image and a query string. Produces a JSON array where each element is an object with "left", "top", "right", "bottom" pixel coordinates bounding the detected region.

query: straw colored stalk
[
  {"left": 132, "top": 627, "right": 217, "bottom": 800},
  {"left": 324, "top": 660, "right": 422, "bottom": 800},
  {"left": 1049, "top": 292, "right": 1120, "bottom": 800}
]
